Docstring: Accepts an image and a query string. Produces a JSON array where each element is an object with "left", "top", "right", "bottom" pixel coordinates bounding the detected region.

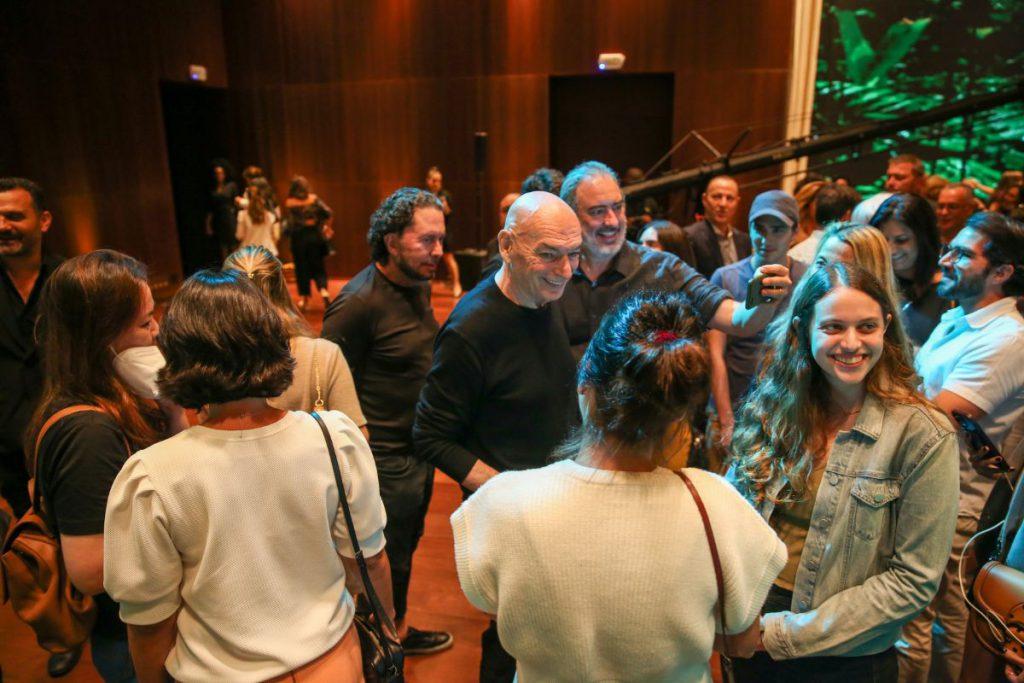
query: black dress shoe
[
  {"left": 47, "top": 646, "right": 83, "bottom": 678},
  {"left": 400, "top": 626, "right": 454, "bottom": 655}
]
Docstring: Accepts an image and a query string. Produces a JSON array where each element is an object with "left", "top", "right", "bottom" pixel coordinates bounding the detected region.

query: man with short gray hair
[{"left": 558, "top": 161, "right": 792, "bottom": 360}]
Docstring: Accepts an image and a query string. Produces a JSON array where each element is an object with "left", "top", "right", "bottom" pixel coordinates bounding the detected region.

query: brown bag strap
[
  {"left": 675, "top": 470, "right": 730, "bottom": 656},
  {"left": 31, "top": 406, "right": 107, "bottom": 516}
]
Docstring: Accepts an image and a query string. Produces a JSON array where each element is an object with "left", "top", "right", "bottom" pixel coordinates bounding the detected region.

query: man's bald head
[{"left": 497, "top": 192, "right": 582, "bottom": 308}]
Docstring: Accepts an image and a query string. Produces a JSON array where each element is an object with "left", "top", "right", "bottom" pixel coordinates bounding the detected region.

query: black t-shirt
[
  {"left": 413, "top": 276, "right": 578, "bottom": 485},
  {"left": 0, "top": 253, "right": 63, "bottom": 455},
  {"left": 36, "top": 405, "right": 132, "bottom": 637},
  {"left": 322, "top": 264, "right": 438, "bottom": 458}
]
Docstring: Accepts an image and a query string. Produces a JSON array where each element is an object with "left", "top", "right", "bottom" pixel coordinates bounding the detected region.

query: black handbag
[{"left": 311, "top": 412, "right": 404, "bottom": 682}]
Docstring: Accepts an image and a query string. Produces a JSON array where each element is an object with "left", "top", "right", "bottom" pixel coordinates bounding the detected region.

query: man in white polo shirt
[{"left": 898, "top": 212, "right": 1024, "bottom": 682}]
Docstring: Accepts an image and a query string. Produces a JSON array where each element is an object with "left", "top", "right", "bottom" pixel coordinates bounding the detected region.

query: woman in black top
[
  {"left": 26, "top": 250, "right": 186, "bottom": 681},
  {"left": 207, "top": 159, "right": 240, "bottom": 259},
  {"left": 284, "top": 175, "right": 334, "bottom": 310},
  {"left": 870, "top": 193, "right": 947, "bottom": 348}
]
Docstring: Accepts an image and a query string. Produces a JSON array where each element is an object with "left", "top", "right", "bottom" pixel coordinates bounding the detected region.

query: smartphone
[
  {"left": 745, "top": 273, "right": 774, "bottom": 308},
  {"left": 952, "top": 410, "right": 1010, "bottom": 471}
]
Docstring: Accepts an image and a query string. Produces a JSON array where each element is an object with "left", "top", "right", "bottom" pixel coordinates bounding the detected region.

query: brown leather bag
[
  {"left": 970, "top": 560, "right": 1024, "bottom": 660},
  {"left": 0, "top": 406, "right": 117, "bottom": 653}
]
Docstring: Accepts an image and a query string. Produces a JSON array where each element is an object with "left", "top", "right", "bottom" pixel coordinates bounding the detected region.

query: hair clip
[
  {"left": 248, "top": 272, "right": 255, "bottom": 279},
  {"left": 653, "top": 330, "right": 680, "bottom": 344}
]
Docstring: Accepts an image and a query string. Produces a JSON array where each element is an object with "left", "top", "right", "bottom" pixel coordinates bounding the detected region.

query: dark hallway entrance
[{"left": 160, "top": 81, "right": 234, "bottom": 276}]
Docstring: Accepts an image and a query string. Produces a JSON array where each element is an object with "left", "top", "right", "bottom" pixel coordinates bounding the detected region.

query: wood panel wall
[
  {"left": 224, "top": 0, "right": 796, "bottom": 276},
  {"left": 2, "top": 1, "right": 795, "bottom": 282},
  {"left": 0, "top": 1, "right": 228, "bottom": 292}
]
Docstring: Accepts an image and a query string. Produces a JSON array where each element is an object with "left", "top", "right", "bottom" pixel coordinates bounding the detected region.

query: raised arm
[{"left": 708, "top": 263, "right": 791, "bottom": 337}]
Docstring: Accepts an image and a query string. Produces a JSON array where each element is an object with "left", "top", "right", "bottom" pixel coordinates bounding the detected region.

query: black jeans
[
  {"left": 480, "top": 619, "right": 517, "bottom": 683},
  {"left": 376, "top": 454, "right": 433, "bottom": 623},
  {"left": 291, "top": 227, "right": 327, "bottom": 296},
  {"left": 730, "top": 585, "right": 898, "bottom": 683}
]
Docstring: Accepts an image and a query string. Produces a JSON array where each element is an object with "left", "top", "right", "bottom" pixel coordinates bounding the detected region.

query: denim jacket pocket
[{"left": 850, "top": 477, "right": 901, "bottom": 541}]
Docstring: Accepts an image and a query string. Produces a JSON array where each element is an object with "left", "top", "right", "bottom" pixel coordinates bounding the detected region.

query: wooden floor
[{"left": 0, "top": 279, "right": 487, "bottom": 682}]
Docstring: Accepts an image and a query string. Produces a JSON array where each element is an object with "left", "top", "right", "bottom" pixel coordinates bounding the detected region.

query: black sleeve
[
  {"left": 413, "top": 329, "right": 485, "bottom": 483},
  {"left": 317, "top": 197, "right": 333, "bottom": 221},
  {"left": 39, "top": 414, "right": 130, "bottom": 536},
  {"left": 322, "top": 292, "right": 373, "bottom": 383}
]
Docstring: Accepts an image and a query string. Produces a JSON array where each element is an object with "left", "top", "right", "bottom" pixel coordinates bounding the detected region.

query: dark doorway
[
  {"left": 549, "top": 74, "right": 674, "bottom": 177},
  {"left": 159, "top": 81, "right": 234, "bottom": 276}
]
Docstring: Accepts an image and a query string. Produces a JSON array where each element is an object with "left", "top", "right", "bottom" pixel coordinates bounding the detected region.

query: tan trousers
[
  {"left": 897, "top": 516, "right": 976, "bottom": 683},
  {"left": 265, "top": 624, "right": 363, "bottom": 683}
]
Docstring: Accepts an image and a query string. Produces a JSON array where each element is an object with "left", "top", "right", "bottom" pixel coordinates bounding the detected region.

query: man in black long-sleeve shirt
[
  {"left": 413, "top": 191, "right": 582, "bottom": 682},
  {"left": 321, "top": 187, "right": 453, "bottom": 656}
]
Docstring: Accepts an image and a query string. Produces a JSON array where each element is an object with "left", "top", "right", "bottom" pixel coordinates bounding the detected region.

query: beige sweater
[
  {"left": 269, "top": 336, "right": 365, "bottom": 426},
  {"left": 452, "top": 461, "right": 786, "bottom": 683}
]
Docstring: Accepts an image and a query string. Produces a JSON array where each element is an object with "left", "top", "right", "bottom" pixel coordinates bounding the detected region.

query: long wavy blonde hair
[
  {"left": 223, "top": 245, "right": 311, "bottom": 338},
  {"left": 730, "top": 263, "right": 925, "bottom": 506}
]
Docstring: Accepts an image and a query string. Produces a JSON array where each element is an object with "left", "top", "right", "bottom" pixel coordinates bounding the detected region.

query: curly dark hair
[
  {"left": 367, "top": 187, "right": 444, "bottom": 263},
  {"left": 157, "top": 270, "right": 294, "bottom": 409},
  {"left": 556, "top": 291, "right": 709, "bottom": 463}
]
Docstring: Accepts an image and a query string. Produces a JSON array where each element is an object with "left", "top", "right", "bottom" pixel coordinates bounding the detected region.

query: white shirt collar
[{"left": 939, "top": 296, "right": 1020, "bottom": 330}]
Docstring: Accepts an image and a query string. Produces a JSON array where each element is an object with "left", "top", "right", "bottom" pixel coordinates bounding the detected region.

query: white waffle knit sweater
[{"left": 452, "top": 460, "right": 786, "bottom": 683}]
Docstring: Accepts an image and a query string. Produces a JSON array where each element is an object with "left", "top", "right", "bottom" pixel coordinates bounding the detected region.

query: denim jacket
[{"left": 727, "top": 393, "right": 959, "bottom": 659}]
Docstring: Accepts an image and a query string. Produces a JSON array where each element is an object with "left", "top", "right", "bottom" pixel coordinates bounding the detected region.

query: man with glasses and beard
[
  {"left": 321, "top": 187, "right": 454, "bottom": 657},
  {"left": 898, "top": 212, "right": 1024, "bottom": 682}
]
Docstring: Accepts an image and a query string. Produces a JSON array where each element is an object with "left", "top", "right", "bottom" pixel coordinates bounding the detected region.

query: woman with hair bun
[
  {"left": 451, "top": 290, "right": 786, "bottom": 682},
  {"left": 728, "top": 263, "right": 958, "bottom": 681}
]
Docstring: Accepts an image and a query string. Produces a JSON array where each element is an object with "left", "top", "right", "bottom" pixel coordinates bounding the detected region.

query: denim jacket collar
[{"left": 849, "top": 392, "right": 885, "bottom": 441}]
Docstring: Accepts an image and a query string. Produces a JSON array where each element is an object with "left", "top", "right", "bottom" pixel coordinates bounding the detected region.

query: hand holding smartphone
[{"left": 953, "top": 410, "right": 1011, "bottom": 473}]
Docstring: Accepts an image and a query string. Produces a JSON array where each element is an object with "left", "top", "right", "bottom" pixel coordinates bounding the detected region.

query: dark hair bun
[{"left": 580, "top": 290, "right": 709, "bottom": 446}]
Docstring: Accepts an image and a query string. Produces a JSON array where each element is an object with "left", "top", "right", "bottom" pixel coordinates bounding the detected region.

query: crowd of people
[{"left": 0, "top": 151, "right": 1022, "bottom": 683}]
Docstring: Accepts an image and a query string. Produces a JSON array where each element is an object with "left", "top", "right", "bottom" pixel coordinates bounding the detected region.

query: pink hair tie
[{"left": 653, "top": 330, "right": 680, "bottom": 344}]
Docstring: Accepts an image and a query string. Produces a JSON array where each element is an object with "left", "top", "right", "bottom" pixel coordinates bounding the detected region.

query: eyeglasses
[{"left": 939, "top": 243, "right": 977, "bottom": 263}]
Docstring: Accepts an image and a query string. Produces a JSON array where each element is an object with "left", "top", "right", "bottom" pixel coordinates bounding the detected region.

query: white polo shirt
[{"left": 916, "top": 296, "right": 1024, "bottom": 519}]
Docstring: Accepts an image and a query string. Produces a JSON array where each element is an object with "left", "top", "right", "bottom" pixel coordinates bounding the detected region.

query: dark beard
[{"left": 396, "top": 256, "right": 431, "bottom": 282}]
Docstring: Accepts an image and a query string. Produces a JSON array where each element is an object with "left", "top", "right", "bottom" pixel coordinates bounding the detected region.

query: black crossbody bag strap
[{"left": 311, "top": 412, "right": 398, "bottom": 637}]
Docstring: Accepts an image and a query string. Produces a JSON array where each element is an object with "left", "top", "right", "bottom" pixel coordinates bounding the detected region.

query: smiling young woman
[{"left": 727, "top": 262, "right": 960, "bottom": 682}]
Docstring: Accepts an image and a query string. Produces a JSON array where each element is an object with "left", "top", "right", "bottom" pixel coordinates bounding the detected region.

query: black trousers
[
  {"left": 291, "top": 227, "right": 327, "bottom": 296},
  {"left": 376, "top": 454, "right": 434, "bottom": 623},
  {"left": 480, "top": 619, "right": 517, "bottom": 683},
  {"left": 730, "top": 585, "right": 898, "bottom": 683}
]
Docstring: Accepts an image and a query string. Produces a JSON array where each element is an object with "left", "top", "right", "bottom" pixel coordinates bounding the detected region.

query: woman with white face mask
[{"left": 25, "top": 250, "right": 187, "bottom": 681}]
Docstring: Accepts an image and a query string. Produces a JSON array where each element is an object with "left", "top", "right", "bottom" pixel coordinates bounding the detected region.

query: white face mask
[{"left": 112, "top": 345, "right": 166, "bottom": 399}]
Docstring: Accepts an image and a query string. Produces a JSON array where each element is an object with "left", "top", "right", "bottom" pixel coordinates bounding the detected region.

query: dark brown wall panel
[
  {"left": 4, "top": 0, "right": 795, "bottom": 282},
  {"left": 1, "top": 1, "right": 227, "bottom": 292},
  {"left": 225, "top": 0, "right": 796, "bottom": 275}
]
